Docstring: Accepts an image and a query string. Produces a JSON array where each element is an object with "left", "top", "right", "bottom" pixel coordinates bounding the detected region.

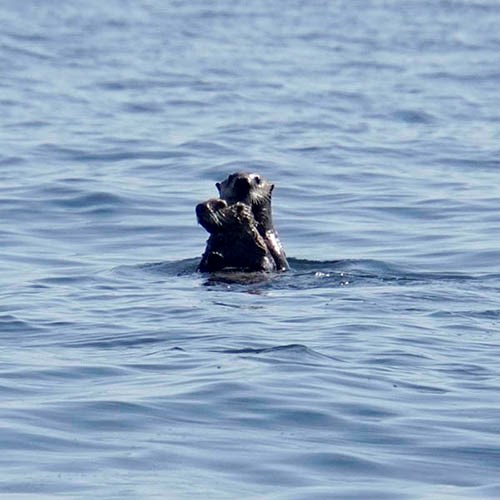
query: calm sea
[{"left": 1, "top": 1, "right": 500, "bottom": 498}]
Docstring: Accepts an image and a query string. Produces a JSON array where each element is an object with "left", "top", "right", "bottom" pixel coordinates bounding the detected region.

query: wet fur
[
  {"left": 196, "top": 199, "right": 275, "bottom": 273},
  {"left": 216, "top": 172, "right": 289, "bottom": 271}
]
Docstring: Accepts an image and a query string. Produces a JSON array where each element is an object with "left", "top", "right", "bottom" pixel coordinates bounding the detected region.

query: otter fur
[
  {"left": 196, "top": 198, "right": 275, "bottom": 272},
  {"left": 216, "top": 172, "right": 288, "bottom": 271},
  {"left": 196, "top": 172, "right": 289, "bottom": 273}
]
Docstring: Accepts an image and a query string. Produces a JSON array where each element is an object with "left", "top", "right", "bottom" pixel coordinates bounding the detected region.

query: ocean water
[{"left": 1, "top": 0, "right": 500, "bottom": 498}]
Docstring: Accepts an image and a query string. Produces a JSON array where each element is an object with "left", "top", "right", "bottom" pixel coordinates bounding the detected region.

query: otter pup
[
  {"left": 216, "top": 172, "right": 289, "bottom": 272},
  {"left": 196, "top": 198, "right": 276, "bottom": 273}
]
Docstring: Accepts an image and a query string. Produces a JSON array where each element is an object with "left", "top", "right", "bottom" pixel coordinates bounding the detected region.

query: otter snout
[{"left": 216, "top": 172, "right": 267, "bottom": 205}]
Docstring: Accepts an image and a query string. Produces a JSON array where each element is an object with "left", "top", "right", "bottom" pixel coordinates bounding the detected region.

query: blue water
[{"left": 1, "top": 1, "right": 500, "bottom": 498}]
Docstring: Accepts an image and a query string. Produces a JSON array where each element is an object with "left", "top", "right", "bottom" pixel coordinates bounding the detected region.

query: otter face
[{"left": 216, "top": 172, "right": 273, "bottom": 207}]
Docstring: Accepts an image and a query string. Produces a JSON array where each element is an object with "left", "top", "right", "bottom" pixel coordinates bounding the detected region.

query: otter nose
[{"left": 234, "top": 176, "right": 251, "bottom": 192}]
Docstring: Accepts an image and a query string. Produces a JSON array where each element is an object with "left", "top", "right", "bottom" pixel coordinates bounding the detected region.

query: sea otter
[
  {"left": 216, "top": 172, "right": 289, "bottom": 272},
  {"left": 196, "top": 198, "right": 276, "bottom": 272}
]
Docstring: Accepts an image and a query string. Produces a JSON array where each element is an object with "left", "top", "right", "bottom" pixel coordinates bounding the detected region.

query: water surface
[{"left": 1, "top": 1, "right": 500, "bottom": 498}]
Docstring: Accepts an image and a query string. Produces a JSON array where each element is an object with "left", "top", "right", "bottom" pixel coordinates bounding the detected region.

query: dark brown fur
[
  {"left": 216, "top": 172, "right": 289, "bottom": 271},
  {"left": 196, "top": 199, "right": 275, "bottom": 273}
]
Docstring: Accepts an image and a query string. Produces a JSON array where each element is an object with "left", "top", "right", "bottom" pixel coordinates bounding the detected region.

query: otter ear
[{"left": 216, "top": 182, "right": 221, "bottom": 194}]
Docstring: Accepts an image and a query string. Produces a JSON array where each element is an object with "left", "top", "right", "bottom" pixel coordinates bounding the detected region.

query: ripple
[
  {"left": 126, "top": 257, "right": 485, "bottom": 292},
  {"left": 0, "top": 315, "right": 43, "bottom": 334},
  {"left": 0, "top": 41, "right": 53, "bottom": 61},
  {"left": 123, "top": 102, "right": 163, "bottom": 114},
  {"left": 391, "top": 109, "right": 436, "bottom": 124},
  {"left": 216, "top": 343, "right": 340, "bottom": 363}
]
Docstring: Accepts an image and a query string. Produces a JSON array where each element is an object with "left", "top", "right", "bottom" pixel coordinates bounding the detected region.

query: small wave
[
  {"left": 391, "top": 109, "right": 435, "bottom": 124},
  {"left": 96, "top": 78, "right": 174, "bottom": 91},
  {"left": 0, "top": 41, "right": 53, "bottom": 61},
  {"left": 27, "top": 185, "right": 130, "bottom": 217},
  {"left": 0, "top": 314, "right": 44, "bottom": 334},
  {"left": 178, "top": 140, "right": 238, "bottom": 157},
  {"left": 49, "top": 191, "right": 126, "bottom": 210},
  {"left": 34, "top": 144, "right": 182, "bottom": 163},
  {"left": 471, "top": 309, "right": 500, "bottom": 320},
  {"left": 215, "top": 343, "right": 341, "bottom": 363},
  {"left": 61, "top": 334, "right": 165, "bottom": 350},
  {"left": 288, "top": 258, "right": 484, "bottom": 284},
  {"left": 133, "top": 258, "right": 199, "bottom": 276},
  {"left": 123, "top": 102, "right": 163, "bottom": 114},
  {"left": 0, "top": 155, "right": 26, "bottom": 167},
  {"left": 125, "top": 257, "right": 483, "bottom": 291}
]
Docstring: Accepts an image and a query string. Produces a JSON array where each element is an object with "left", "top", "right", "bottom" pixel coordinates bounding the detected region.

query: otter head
[{"left": 216, "top": 172, "right": 274, "bottom": 233}]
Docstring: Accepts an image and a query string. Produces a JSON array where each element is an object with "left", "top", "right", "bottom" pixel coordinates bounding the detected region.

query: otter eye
[{"left": 254, "top": 176, "right": 261, "bottom": 185}]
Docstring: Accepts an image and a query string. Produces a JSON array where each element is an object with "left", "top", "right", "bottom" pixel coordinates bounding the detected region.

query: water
[{"left": 1, "top": 0, "right": 500, "bottom": 498}]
